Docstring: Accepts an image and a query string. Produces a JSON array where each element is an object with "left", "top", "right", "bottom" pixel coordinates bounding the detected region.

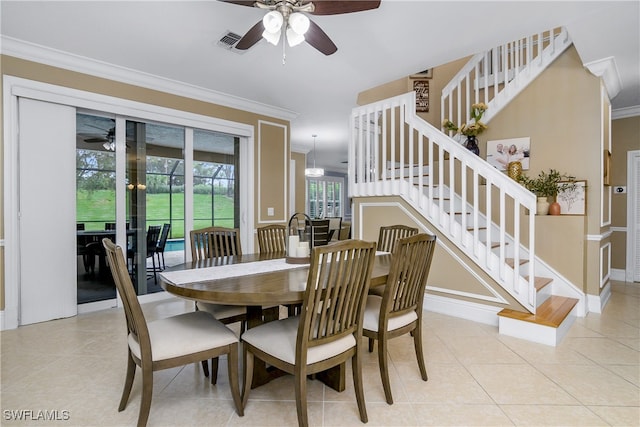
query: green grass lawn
[{"left": 77, "top": 190, "right": 234, "bottom": 238}]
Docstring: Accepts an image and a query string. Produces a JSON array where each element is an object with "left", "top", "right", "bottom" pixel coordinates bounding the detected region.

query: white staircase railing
[
  {"left": 441, "top": 27, "right": 571, "bottom": 127},
  {"left": 350, "top": 92, "right": 537, "bottom": 313}
]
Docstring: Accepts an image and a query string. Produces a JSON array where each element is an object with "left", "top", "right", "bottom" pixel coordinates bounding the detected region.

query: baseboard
[
  {"left": 610, "top": 268, "right": 627, "bottom": 282},
  {"left": 77, "top": 299, "right": 118, "bottom": 314},
  {"left": 1, "top": 307, "right": 19, "bottom": 331},
  {"left": 587, "top": 282, "right": 612, "bottom": 314},
  {"left": 424, "top": 293, "right": 501, "bottom": 326}
]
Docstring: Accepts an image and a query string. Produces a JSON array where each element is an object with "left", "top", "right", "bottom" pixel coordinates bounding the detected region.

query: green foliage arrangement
[{"left": 517, "top": 169, "right": 576, "bottom": 198}]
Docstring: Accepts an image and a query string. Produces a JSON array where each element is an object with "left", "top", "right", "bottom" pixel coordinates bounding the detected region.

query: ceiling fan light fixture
[
  {"left": 288, "top": 12, "right": 310, "bottom": 35},
  {"left": 286, "top": 27, "right": 305, "bottom": 47},
  {"left": 262, "top": 28, "right": 282, "bottom": 45},
  {"left": 263, "top": 10, "right": 283, "bottom": 33}
]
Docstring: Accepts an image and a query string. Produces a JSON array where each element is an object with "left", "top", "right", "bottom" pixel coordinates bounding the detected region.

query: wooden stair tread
[
  {"left": 466, "top": 225, "right": 487, "bottom": 231},
  {"left": 498, "top": 296, "right": 578, "bottom": 328},
  {"left": 525, "top": 276, "right": 553, "bottom": 291},
  {"left": 505, "top": 257, "right": 528, "bottom": 267}
]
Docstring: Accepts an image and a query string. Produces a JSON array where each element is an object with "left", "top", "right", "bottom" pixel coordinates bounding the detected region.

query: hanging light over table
[{"left": 305, "top": 134, "right": 324, "bottom": 177}]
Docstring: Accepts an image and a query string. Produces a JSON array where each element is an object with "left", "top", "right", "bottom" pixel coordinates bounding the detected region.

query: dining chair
[
  {"left": 256, "top": 224, "right": 287, "bottom": 253},
  {"left": 154, "top": 223, "right": 171, "bottom": 271},
  {"left": 241, "top": 239, "right": 377, "bottom": 427},
  {"left": 377, "top": 224, "right": 419, "bottom": 252},
  {"left": 190, "top": 226, "right": 247, "bottom": 383},
  {"left": 369, "top": 225, "right": 420, "bottom": 297},
  {"left": 191, "top": 226, "right": 242, "bottom": 259},
  {"left": 309, "top": 219, "right": 330, "bottom": 246},
  {"left": 362, "top": 233, "right": 437, "bottom": 405},
  {"left": 326, "top": 216, "right": 342, "bottom": 241},
  {"left": 101, "top": 238, "right": 243, "bottom": 427}
]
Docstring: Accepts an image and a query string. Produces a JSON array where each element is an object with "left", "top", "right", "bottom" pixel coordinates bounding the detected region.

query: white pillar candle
[{"left": 288, "top": 235, "right": 299, "bottom": 257}]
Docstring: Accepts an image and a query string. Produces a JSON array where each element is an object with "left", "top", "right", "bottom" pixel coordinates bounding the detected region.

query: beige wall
[
  {"left": 1, "top": 55, "right": 300, "bottom": 311},
  {"left": 611, "top": 116, "right": 640, "bottom": 271}
]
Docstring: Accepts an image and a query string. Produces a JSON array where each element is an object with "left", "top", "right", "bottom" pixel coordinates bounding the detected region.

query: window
[{"left": 306, "top": 176, "right": 343, "bottom": 219}]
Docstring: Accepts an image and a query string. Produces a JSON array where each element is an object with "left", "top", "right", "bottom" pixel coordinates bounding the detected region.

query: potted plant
[
  {"left": 442, "top": 103, "right": 489, "bottom": 155},
  {"left": 517, "top": 169, "right": 576, "bottom": 215}
]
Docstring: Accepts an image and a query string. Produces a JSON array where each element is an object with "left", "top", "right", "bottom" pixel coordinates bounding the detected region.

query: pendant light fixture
[{"left": 305, "top": 134, "right": 324, "bottom": 178}]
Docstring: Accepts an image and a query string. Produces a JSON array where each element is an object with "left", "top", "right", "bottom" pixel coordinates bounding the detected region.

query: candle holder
[{"left": 286, "top": 213, "right": 312, "bottom": 264}]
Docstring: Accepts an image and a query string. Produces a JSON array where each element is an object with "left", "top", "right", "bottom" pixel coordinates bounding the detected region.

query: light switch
[{"left": 267, "top": 207, "right": 274, "bottom": 216}]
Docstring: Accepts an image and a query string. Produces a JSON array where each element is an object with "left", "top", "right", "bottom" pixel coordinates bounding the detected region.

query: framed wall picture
[
  {"left": 486, "top": 137, "right": 530, "bottom": 171},
  {"left": 413, "top": 80, "right": 429, "bottom": 113},
  {"left": 557, "top": 180, "right": 587, "bottom": 215}
]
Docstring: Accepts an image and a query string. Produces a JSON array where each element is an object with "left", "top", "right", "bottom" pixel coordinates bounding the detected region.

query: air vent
[{"left": 217, "top": 31, "right": 245, "bottom": 52}]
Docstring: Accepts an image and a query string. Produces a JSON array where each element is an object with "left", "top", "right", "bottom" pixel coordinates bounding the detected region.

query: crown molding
[
  {"left": 0, "top": 36, "right": 298, "bottom": 121},
  {"left": 612, "top": 105, "right": 640, "bottom": 119},
  {"left": 584, "top": 56, "right": 622, "bottom": 100}
]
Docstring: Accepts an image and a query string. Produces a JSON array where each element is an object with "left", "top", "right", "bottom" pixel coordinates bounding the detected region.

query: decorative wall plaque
[{"left": 413, "top": 80, "right": 429, "bottom": 113}]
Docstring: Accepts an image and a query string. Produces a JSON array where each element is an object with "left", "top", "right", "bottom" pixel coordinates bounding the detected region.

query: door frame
[
  {"left": 627, "top": 150, "right": 640, "bottom": 282},
  {"left": 2, "top": 76, "right": 256, "bottom": 329}
]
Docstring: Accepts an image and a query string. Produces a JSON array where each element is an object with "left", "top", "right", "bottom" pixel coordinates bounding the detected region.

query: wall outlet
[
  {"left": 614, "top": 186, "right": 626, "bottom": 194},
  {"left": 267, "top": 207, "right": 274, "bottom": 216}
]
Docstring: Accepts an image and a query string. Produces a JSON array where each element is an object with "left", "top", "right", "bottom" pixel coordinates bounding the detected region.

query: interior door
[{"left": 18, "top": 98, "right": 77, "bottom": 324}]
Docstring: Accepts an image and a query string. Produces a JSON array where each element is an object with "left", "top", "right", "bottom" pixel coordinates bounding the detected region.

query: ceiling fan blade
[
  {"left": 235, "top": 20, "right": 265, "bottom": 50},
  {"left": 305, "top": 19, "right": 337, "bottom": 55},
  {"left": 310, "top": 0, "right": 381, "bottom": 15},
  {"left": 218, "top": 0, "right": 257, "bottom": 8}
]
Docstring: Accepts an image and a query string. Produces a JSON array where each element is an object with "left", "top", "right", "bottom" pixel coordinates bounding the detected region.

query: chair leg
[
  {"left": 241, "top": 346, "right": 254, "bottom": 409},
  {"left": 412, "top": 322, "right": 428, "bottom": 381},
  {"left": 294, "top": 364, "right": 309, "bottom": 427},
  {"left": 352, "top": 346, "right": 368, "bottom": 423},
  {"left": 119, "top": 352, "right": 136, "bottom": 411},
  {"left": 378, "top": 335, "right": 393, "bottom": 404},
  {"left": 210, "top": 357, "right": 219, "bottom": 385},
  {"left": 137, "top": 363, "right": 153, "bottom": 427},
  {"left": 201, "top": 359, "right": 210, "bottom": 378},
  {"left": 226, "top": 345, "right": 243, "bottom": 416}
]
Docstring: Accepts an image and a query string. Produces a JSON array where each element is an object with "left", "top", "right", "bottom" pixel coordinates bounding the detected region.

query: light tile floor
[{"left": 1, "top": 280, "right": 638, "bottom": 426}]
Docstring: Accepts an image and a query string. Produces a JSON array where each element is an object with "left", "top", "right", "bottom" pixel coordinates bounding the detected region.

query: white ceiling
[{"left": 2, "top": 1, "right": 638, "bottom": 172}]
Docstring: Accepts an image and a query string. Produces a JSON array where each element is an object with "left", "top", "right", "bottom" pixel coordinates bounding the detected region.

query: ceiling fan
[
  {"left": 221, "top": 0, "right": 381, "bottom": 56},
  {"left": 84, "top": 124, "right": 117, "bottom": 150}
]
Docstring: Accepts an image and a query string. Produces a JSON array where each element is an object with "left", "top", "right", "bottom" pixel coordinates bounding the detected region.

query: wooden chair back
[
  {"left": 102, "top": 238, "right": 151, "bottom": 365},
  {"left": 377, "top": 224, "right": 419, "bottom": 252},
  {"left": 299, "top": 239, "right": 377, "bottom": 358},
  {"left": 190, "top": 226, "right": 242, "bottom": 260},
  {"left": 256, "top": 224, "right": 287, "bottom": 253},
  {"left": 309, "top": 219, "right": 330, "bottom": 246},
  {"left": 381, "top": 233, "right": 437, "bottom": 321}
]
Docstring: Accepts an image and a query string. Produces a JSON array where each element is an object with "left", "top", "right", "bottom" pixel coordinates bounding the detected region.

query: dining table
[{"left": 159, "top": 250, "right": 392, "bottom": 392}]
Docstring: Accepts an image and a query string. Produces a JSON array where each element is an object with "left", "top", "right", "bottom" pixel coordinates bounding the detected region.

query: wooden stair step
[
  {"left": 497, "top": 296, "right": 578, "bottom": 328},
  {"left": 505, "top": 257, "right": 528, "bottom": 267},
  {"left": 466, "top": 225, "right": 487, "bottom": 231},
  {"left": 525, "top": 275, "right": 553, "bottom": 291}
]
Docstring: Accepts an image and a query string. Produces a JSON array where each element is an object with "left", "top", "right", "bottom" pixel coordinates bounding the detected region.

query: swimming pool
[{"left": 165, "top": 239, "right": 185, "bottom": 252}]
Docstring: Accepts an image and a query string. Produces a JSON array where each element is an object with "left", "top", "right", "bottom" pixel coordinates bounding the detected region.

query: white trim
[
  {"left": 257, "top": 120, "right": 289, "bottom": 224},
  {"left": 77, "top": 299, "right": 117, "bottom": 314},
  {"left": 612, "top": 106, "right": 640, "bottom": 120},
  {"left": 586, "top": 231, "right": 613, "bottom": 241},
  {"left": 585, "top": 56, "right": 622, "bottom": 100},
  {"left": 627, "top": 150, "right": 640, "bottom": 283},
  {"left": 610, "top": 226, "right": 626, "bottom": 233},
  {"left": 601, "top": 85, "right": 612, "bottom": 227},
  {"left": 587, "top": 281, "right": 611, "bottom": 314},
  {"left": 424, "top": 293, "right": 501, "bottom": 326},
  {"left": 600, "top": 242, "right": 611, "bottom": 289},
  {"left": 358, "top": 201, "right": 508, "bottom": 305},
  {"left": 3, "top": 76, "right": 257, "bottom": 328},
  {"left": 610, "top": 268, "right": 627, "bottom": 282},
  {"left": 1, "top": 36, "right": 298, "bottom": 122}
]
